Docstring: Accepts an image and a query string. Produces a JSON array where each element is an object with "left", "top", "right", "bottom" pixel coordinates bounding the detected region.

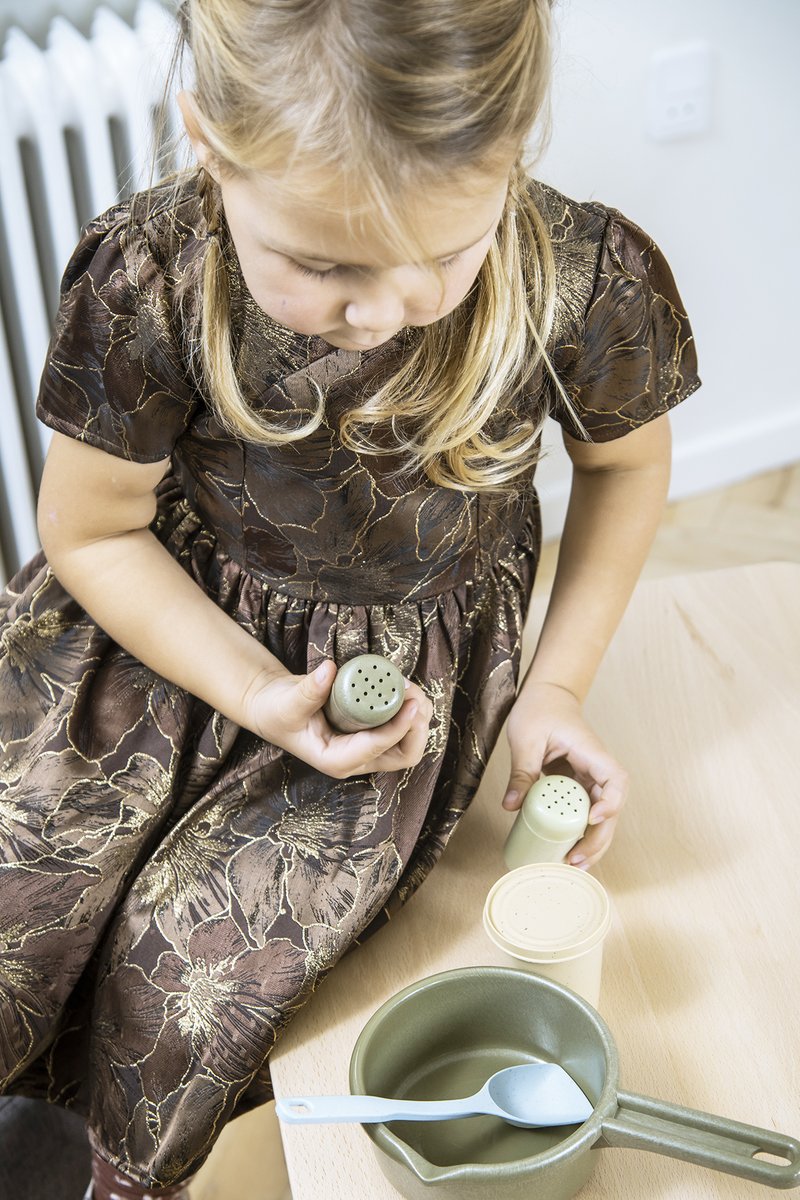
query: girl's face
[{"left": 182, "top": 106, "right": 512, "bottom": 351}]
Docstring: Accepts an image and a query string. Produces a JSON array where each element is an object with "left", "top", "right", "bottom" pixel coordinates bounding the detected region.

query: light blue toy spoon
[{"left": 276, "top": 1062, "right": 593, "bottom": 1128}]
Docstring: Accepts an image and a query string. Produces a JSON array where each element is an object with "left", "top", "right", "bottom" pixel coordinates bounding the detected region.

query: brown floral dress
[{"left": 0, "top": 175, "right": 699, "bottom": 1187}]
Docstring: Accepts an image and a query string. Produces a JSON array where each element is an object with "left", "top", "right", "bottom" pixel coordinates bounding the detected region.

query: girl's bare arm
[
  {"left": 500, "top": 414, "right": 672, "bottom": 864},
  {"left": 523, "top": 412, "right": 673, "bottom": 705},
  {"left": 37, "top": 433, "right": 432, "bottom": 772},
  {"left": 38, "top": 432, "right": 293, "bottom": 728}
]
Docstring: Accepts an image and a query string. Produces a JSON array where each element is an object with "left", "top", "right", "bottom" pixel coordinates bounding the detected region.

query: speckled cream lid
[{"left": 483, "top": 864, "right": 611, "bottom": 963}]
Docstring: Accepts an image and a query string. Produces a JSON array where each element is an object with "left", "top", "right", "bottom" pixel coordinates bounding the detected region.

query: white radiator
[{"left": 0, "top": 0, "right": 182, "bottom": 587}]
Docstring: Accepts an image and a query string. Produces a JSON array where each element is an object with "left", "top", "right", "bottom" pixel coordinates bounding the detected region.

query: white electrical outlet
[{"left": 646, "top": 42, "right": 712, "bottom": 141}]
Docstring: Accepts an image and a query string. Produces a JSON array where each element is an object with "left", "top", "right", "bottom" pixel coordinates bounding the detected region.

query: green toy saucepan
[{"left": 349, "top": 967, "right": 800, "bottom": 1200}]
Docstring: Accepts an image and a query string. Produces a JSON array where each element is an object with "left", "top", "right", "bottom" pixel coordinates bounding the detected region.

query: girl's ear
[{"left": 177, "top": 90, "right": 220, "bottom": 179}]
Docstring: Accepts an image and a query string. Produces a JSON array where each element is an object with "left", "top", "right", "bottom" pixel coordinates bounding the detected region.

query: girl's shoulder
[
  {"left": 527, "top": 175, "right": 695, "bottom": 349},
  {"left": 64, "top": 173, "right": 206, "bottom": 297},
  {"left": 526, "top": 177, "right": 701, "bottom": 440},
  {"left": 527, "top": 178, "right": 609, "bottom": 344},
  {"left": 527, "top": 175, "right": 660, "bottom": 265},
  {"left": 527, "top": 176, "right": 609, "bottom": 241},
  {"left": 37, "top": 175, "right": 205, "bottom": 464}
]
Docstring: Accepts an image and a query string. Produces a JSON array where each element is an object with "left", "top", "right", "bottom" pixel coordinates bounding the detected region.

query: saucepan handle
[{"left": 600, "top": 1090, "right": 800, "bottom": 1189}]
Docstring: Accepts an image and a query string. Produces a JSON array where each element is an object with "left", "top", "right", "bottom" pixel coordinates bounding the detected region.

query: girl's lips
[{"left": 327, "top": 332, "right": 395, "bottom": 350}]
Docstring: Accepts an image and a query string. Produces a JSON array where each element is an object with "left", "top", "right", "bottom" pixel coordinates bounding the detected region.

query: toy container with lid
[{"left": 483, "top": 863, "right": 611, "bottom": 1006}]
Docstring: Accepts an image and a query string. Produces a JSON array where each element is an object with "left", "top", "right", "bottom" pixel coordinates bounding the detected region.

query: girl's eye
[
  {"left": 293, "top": 262, "right": 341, "bottom": 280},
  {"left": 293, "top": 254, "right": 461, "bottom": 279}
]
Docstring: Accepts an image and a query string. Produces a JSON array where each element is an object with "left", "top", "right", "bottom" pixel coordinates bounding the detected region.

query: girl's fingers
[
  {"left": 294, "top": 659, "right": 337, "bottom": 714},
  {"left": 387, "top": 703, "right": 431, "bottom": 763},
  {"left": 501, "top": 761, "right": 544, "bottom": 812},
  {"left": 321, "top": 695, "right": 431, "bottom": 776},
  {"left": 370, "top": 711, "right": 431, "bottom": 772},
  {"left": 584, "top": 774, "right": 628, "bottom": 825},
  {"left": 554, "top": 743, "right": 628, "bottom": 824},
  {"left": 568, "top": 814, "right": 618, "bottom": 869}
]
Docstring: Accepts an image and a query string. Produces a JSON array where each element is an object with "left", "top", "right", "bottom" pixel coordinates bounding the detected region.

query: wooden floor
[
  {"left": 190, "top": 463, "right": 799, "bottom": 1200},
  {"left": 191, "top": 1104, "right": 292, "bottom": 1200},
  {"left": 535, "top": 462, "right": 800, "bottom": 593}
]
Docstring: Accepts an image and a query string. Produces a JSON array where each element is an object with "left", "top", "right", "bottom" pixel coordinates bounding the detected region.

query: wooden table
[{"left": 270, "top": 563, "right": 800, "bottom": 1199}]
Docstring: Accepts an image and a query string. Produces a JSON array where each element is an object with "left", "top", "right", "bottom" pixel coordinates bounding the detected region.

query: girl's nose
[{"left": 344, "top": 276, "right": 406, "bottom": 334}]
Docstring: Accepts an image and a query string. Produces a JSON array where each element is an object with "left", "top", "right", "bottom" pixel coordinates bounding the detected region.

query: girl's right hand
[{"left": 243, "top": 659, "right": 433, "bottom": 778}]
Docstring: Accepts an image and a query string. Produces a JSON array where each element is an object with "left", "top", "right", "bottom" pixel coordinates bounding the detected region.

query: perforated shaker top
[
  {"left": 328, "top": 654, "right": 404, "bottom": 729},
  {"left": 521, "top": 775, "right": 591, "bottom": 842}
]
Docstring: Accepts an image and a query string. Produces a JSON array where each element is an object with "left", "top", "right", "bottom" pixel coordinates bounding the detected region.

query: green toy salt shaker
[
  {"left": 323, "top": 654, "right": 406, "bottom": 733},
  {"left": 503, "top": 774, "right": 591, "bottom": 869}
]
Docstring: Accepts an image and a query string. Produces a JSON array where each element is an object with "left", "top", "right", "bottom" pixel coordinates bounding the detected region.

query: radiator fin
[{"left": 0, "top": 0, "right": 181, "bottom": 585}]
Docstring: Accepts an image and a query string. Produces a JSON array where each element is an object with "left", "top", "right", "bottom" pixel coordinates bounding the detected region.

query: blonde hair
[{"left": 158, "top": 0, "right": 583, "bottom": 491}]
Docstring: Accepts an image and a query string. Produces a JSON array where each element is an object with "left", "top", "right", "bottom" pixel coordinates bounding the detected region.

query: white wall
[{"left": 533, "top": 0, "right": 800, "bottom": 538}]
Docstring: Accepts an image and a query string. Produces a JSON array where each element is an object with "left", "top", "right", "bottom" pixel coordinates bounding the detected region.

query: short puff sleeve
[
  {"left": 36, "top": 214, "right": 200, "bottom": 462},
  {"left": 550, "top": 209, "right": 700, "bottom": 441}
]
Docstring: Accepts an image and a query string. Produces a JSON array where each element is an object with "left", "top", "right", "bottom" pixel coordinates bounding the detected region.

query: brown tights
[{"left": 90, "top": 1151, "right": 194, "bottom": 1199}]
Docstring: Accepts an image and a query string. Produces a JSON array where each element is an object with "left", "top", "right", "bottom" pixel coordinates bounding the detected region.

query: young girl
[{"left": 0, "top": 0, "right": 700, "bottom": 1196}]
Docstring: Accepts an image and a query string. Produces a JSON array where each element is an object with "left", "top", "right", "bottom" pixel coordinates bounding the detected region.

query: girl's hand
[
  {"left": 501, "top": 681, "right": 628, "bottom": 869},
  {"left": 243, "top": 660, "right": 433, "bottom": 778}
]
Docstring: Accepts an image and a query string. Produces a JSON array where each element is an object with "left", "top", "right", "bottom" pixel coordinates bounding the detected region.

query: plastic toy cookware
[{"left": 349, "top": 967, "right": 800, "bottom": 1200}]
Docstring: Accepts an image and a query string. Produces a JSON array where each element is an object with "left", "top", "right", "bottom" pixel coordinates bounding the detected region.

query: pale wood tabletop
[{"left": 269, "top": 562, "right": 800, "bottom": 1199}]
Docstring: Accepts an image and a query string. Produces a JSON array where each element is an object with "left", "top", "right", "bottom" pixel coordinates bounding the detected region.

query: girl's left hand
[{"left": 501, "top": 681, "right": 629, "bottom": 870}]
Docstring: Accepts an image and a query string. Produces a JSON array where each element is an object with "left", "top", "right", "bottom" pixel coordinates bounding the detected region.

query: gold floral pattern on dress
[{"left": 0, "top": 173, "right": 699, "bottom": 1188}]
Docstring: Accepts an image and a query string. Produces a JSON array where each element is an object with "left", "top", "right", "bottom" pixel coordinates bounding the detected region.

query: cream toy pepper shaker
[
  {"left": 503, "top": 774, "right": 591, "bottom": 869},
  {"left": 323, "top": 654, "right": 406, "bottom": 733}
]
